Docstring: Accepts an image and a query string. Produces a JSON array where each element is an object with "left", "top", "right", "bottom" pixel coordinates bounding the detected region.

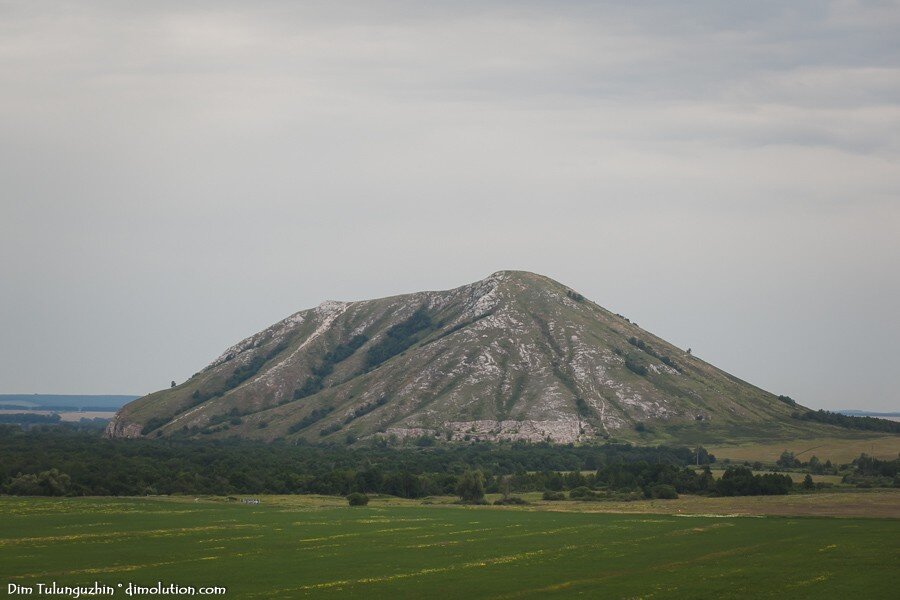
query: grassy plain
[
  {"left": 2, "top": 494, "right": 898, "bottom": 599},
  {"left": 707, "top": 434, "right": 899, "bottom": 464}
]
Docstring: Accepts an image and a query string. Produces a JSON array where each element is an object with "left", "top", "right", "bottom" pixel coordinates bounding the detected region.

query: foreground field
[{"left": 2, "top": 496, "right": 898, "bottom": 599}]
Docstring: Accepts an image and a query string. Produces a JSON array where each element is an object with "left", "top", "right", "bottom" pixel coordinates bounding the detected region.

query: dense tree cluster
[
  {"left": 364, "top": 307, "right": 434, "bottom": 370},
  {"left": 5, "top": 468, "right": 72, "bottom": 496},
  {"left": 842, "top": 453, "right": 900, "bottom": 487},
  {"left": 776, "top": 450, "right": 802, "bottom": 468},
  {"left": 1, "top": 426, "right": 706, "bottom": 498},
  {"left": 287, "top": 406, "right": 334, "bottom": 433},
  {"left": 9, "top": 427, "right": 889, "bottom": 499},
  {"left": 791, "top": 409, "right": 900, "bottom": 433},
  {"left": 713, "top": 467, "right": 793, "bottom": 496},
  {"left": 508, "top": 462, "right": 716, "bottom": 499},
  {"left": 456, "top": 470, "right": 486, "bottom": 503},
  {"left": 346, "top": 492, "right": 369, "bottom": 506}
]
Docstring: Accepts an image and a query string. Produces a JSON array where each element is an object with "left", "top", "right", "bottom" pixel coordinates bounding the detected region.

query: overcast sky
[{"left": 1, "top": 1, "right": 898, "bottom": 411}]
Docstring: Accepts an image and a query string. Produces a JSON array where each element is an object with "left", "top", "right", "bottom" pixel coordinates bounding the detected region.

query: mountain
[{"left": 108, "top": 271, "right": 825, "bottom": 445}]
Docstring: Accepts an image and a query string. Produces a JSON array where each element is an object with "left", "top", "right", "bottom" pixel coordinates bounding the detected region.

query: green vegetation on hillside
[
  {"left": 628, "top": 336, "right": 681, "bottom": 372},
  {"left": 364, "top": 306, "right": 434, "bottom": 369},
  {"left": 292, "top": 334, "right": 369, "bottom": 401},
  {"left": 224, "top": 341, "right": 289, "bottom": 390},
  {"left": 287, "top": 405, "right": 334, "bottom": 433},
  {"left": 180, "top": 343, "right": 294, "bottom": 420},
  {"left": 111, "top": 272, "right": 841, "bottom": 444}
]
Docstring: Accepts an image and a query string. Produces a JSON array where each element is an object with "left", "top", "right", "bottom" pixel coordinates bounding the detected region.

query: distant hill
[
  {"left": 839, "top": 410, "right": 900, "bottom": 418},
  {"left": 0, "top": 395, "right": 137, "bottom": 411},
  {"left": 108, "top": 271, "right": 855, "bottom": 446}
]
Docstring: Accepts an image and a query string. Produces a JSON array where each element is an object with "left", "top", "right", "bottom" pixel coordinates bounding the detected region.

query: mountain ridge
[{"left": 108, "top": 271, "right": 827, "bottom": 445}]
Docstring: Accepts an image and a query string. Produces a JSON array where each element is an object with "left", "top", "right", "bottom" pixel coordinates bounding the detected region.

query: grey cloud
[{"left": 0, "top": 1, "right": 898, "bottom": 411}]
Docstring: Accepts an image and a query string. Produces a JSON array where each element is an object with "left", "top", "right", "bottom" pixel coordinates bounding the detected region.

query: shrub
[
  {"left": 626, "top": 337, "right": 681, "bottom": 372},
  {"left": 569, "top": 486, "right": 597, "bottom": 499},
  {"left": 575, "top": 397, "right": 592, "bottom": 418},
  {"left": 344, "top": 396, "right": 389, "bottom": 424},
  {"left": 493, "top": 496, "right": 529, "bottom": 505},
  {"left": 542, "top": 490, "right": 566, "bottom": 501},
  {"left": 319, "top": 422, "right": 342, "bottom": 437},
  {"left": 648, "top": 484, "right": 678, "bottom": 499},
  {"left": 624, "top": 356, "right": 648, "bottom": 377},
  {"left": 347, "top": 492, "right": 369, "bottom": 506},
  {"left": 287, "top": 406, "right": 334, "bottom": 434}
]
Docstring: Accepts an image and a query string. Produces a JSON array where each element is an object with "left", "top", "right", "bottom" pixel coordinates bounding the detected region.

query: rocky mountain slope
[{"left": 108, "top": 271, "right": 821, "bottom": 445}]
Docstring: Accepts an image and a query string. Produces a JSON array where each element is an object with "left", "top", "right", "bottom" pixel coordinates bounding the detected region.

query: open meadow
[
  {"left": 2, "top": 494, "right": 898, "bottom": 599},
  {"left": 707, "top": 434, "right": 899, "bottom": 464}
]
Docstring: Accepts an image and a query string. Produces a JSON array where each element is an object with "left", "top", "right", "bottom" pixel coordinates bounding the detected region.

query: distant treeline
[
  {"left": 0, "top": 406, "right": 119, "bottom": 412},
  {"left": 0, "top": 395, "right": 135, "bottom": 409},
  {"left": 0, "top": 415, "right": 109, "bottom": 430},
  {"left": 5, "top": 427, "right": 888, "bottom": 499},
  {"left": 792, "top": 409, "right": 900, "bottom": 433},
  {"left": 0, "top": 413, "right": 61, "bottom": 424},
  {"left": 513, "top": 464, "right": 792, "bottom": 498},
  {"left": 1, "top": 426, "right": 714, "bottom": 498}
]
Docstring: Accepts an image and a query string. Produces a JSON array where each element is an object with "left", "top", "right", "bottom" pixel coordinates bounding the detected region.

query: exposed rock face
[
  {"left": 386, "top": 419, "right": 593, "bottom": 444},
  {"left": 109, "top": 271, "right": 801, "bottom": 444},
  {"left": 104, "top": 416, "right": 143, "bottom": 439}
]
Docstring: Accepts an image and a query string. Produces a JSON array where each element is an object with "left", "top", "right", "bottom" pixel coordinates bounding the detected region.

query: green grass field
[
  {"left": 2, "top": 496, "right": 898, "bottom": 599},
  {"left": 707, "top": 434, "right": 900, "bottom": 464}
]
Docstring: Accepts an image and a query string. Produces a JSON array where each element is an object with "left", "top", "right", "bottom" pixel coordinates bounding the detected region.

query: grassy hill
[{"left": 108, "top": 271, "right": 869, "bottom": 446}]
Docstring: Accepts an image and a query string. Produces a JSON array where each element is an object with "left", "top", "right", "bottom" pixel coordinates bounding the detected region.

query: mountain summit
[{"left": 108, "top": 271, "right": 809, "bottom": 444}]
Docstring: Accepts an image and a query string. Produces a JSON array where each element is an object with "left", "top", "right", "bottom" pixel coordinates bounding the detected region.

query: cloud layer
[{"left": 1, "top": 1, "right": 898, "bottom": 410}]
